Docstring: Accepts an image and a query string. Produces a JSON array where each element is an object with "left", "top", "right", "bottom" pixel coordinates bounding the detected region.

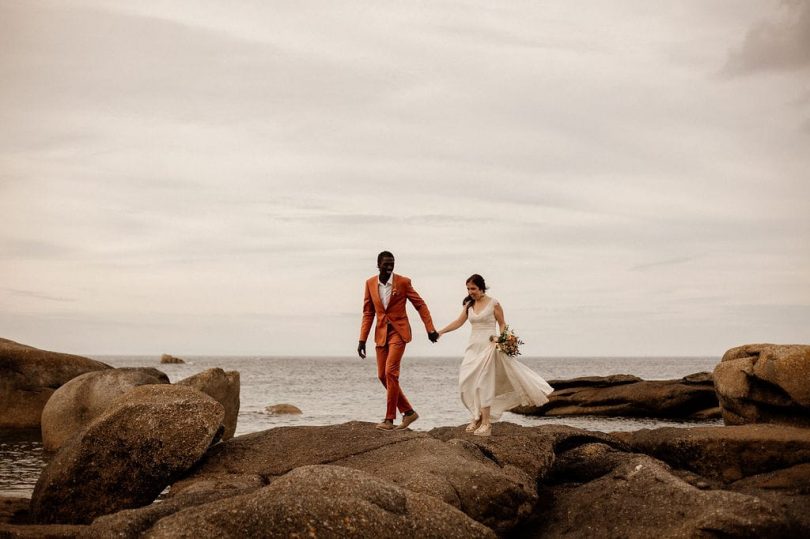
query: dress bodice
[{"left": 468, "top": 297, "right": 498, "bottom": 344}]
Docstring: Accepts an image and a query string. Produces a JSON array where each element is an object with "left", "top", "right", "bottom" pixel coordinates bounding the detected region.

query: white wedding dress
[{"left": 459, "top": 298, "right": 553, "bottom": 421}]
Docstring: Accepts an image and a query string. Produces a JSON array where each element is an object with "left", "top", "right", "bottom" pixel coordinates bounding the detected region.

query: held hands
[{"left": 361, "top": 333, "right": 437, "bottom": 355}]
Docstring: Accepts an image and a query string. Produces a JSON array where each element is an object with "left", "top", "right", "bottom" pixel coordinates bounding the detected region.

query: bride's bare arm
[
  {"left": 494, "top": 303, "right": 506, "bottom": 333},
  {"left": 438, "top": 307, "right": 468, "bottom": 335}
]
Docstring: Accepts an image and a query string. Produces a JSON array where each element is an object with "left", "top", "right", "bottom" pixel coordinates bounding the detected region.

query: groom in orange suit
[{"left": 358, "top": 251, "right": 439, "bottom": 430}]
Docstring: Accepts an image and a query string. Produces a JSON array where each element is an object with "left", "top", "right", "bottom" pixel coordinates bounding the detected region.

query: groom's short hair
[{"left": 377, "top": 251, "right": 395, "bottom": 264}]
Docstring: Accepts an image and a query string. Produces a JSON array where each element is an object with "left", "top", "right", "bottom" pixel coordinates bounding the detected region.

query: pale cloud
[
  {"left": 2, "top": 0, "right": 808, "bottom": 356},
  {"left": 724, "top": 0, "right": 810, "bottom": 74},
  {"left": 2, "top": 289, "right": 76, "bottom": 303},
  {"left": 629, "top": 256, "right": 700, "bottom": 272}
]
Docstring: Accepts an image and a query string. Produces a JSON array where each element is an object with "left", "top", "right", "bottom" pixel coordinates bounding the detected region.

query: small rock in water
[
  {"left": 266, "top": 404, "right": 302, "bottom": 415},
  {"left": 160, "top": 354, "right": 185, "bottom": 364}
]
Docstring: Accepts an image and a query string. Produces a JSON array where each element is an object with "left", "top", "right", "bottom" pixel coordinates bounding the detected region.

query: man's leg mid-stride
[{"left": 375, "top": 330, "right": 412, "bottom": 421}]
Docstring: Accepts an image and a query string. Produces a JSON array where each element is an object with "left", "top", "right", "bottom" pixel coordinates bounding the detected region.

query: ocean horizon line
[{"left": 87, "top": 354, "right": 721, "bottom": 360}]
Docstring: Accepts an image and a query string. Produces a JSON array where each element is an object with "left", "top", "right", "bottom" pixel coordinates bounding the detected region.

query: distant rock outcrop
[
  {"left": 714, "top": 344, "right": 810, "bottom": 427},
  {"left": 0, "top": 338, "right": 110, "bottom": 429},
  {"left": 511, "top": 372, "right": 720, "bottom": 420},
  {"left": 40, "top": 367, "right": 170, "bottom": 451},
  {"left": 30, "top": 385, "right": 225, "bottom": 525},
  {"left": 177, "top": 368, "right": 240, "bottom": 440},
  {"left": 160, "top": 354, "right": 185, "bottom": 364}
]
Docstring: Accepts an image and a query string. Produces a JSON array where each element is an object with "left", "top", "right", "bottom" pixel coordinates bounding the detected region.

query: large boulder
[
  {"left": 540, "top": 424, "right": 810, "bottom": 538},
  {"left": 30, "top": 385, "right": 225, "bottom": 525},
  {"left": 8, "top": 421, "right": 809, "bottom": 538},
  {"left": 174, "top": 421, "right": 425, "bottom": 486},
  {"left": 41, "top": 368, "right": 170, "bottom": 451},
  {"left": 729, "top": 463, "right": 810, "bottom": 536},
  {"left": 428, "top": 423, "right": 627, "bottom": 482},
  {"left": 730, "top": 463, "right": 810, "bottom": 494},
  {"left": 176, "top": 368, "right": 240, "bottom": 440},
  {"left": 180, "top": 422, "right": 624, "bottom": 496},
  {"left": 525, "top": 452, "right": 790, "bottom": 538},
  {"left": 0, "top": 338, "right": 110, "bottom": 429},
  {"left": 332, "top": 436, "right": 536, "bottom": 534},
  {"left": 612, "top": 424, "right": 810, "bottom": 483},
  {"left": 85, "top": 488, "right": 262, "bottom": 539},
  {"left": 714, "top": 344, "right": 810, "bottom": 426},
  {"left": 171, "top": 422, "right": 537, "bottom": 533},
  {"left": 146, "top": 465, "right": 496, "bottom": 538},
  {"left": 512, "top": 372, "right": 720, "bottom": 419}
]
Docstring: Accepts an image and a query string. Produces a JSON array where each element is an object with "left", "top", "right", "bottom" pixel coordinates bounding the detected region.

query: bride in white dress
[{"left": 438, "top": 274, "right": 553, "bottom": 436}]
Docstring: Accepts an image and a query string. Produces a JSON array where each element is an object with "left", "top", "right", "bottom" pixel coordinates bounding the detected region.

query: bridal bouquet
[{"left": 490, "top": 325, "right": 524, "bottom": 357}]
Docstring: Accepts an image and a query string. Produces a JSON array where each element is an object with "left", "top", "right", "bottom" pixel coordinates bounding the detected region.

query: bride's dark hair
[{"left": 463, "top": 274, "right": 487, "bottom": 311}]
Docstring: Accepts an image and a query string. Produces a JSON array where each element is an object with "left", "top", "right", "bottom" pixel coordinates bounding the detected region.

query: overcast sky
[{"left": 2, "top": 0, "right": 808, "bottom": 358}]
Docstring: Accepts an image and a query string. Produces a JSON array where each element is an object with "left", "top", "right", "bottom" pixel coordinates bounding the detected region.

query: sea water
[{"left": 0, "top": 355, "right": 721, "bottom": 497}]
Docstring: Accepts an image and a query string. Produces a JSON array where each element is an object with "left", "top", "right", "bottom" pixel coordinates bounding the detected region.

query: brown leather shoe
[
  {"left": 395, "top": 411, "right": 419, "bottom": 430},
  {"left": 375, "top": 420, "right": 395, "bottom": 431}
]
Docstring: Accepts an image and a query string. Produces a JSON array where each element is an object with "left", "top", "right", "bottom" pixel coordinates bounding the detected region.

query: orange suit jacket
[{"left": 360, "top": 274, "right": 436, "bottom": 347}]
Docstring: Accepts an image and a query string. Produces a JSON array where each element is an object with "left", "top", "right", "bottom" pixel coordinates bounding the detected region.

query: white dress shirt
[{"left": 378, "top": 276, "right": 393, "bottom": 310}]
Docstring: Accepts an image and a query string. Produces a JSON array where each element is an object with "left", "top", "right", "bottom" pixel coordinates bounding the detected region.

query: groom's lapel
[
  {"left": 370, "top": 277, "right": 382, "bottom": 310},
  {"left": 387, "top": 274, "right": 398, "bottom": 312}
]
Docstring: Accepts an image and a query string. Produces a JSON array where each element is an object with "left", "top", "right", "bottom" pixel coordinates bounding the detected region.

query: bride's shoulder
[{"left": 487, "top": 296, "right": 500, "bottom": 307}]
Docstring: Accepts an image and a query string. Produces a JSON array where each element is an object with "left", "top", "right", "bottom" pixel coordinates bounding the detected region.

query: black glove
[
  {"left": 428, "top": 331, "right": 439, "bottom": 343},
  {"left": 357, "top": 341, "right": 366, "bottom": 359}
]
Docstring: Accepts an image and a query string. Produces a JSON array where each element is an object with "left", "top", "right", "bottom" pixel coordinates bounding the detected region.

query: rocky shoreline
[
  {"left": 1, "top": 421, "right": 809, "bottom": 538},
  {"left": 1, "top": 338, "right": 808, "bottom": 537}
]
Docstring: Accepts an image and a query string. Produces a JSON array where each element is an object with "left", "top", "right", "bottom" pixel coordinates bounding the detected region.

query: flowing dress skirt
[{"left": 459, "top": 335, "right": 553, "bottom": 421}]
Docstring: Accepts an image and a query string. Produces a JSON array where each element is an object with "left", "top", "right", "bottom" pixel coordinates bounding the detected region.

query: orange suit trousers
[{"left": 376, "top": 327, "right": 413, "bottom": 420}]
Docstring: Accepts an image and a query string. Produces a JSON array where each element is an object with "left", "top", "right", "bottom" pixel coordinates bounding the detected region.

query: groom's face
[{"left": 378, "top": 256, "right": 395, "bottom": 280}]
